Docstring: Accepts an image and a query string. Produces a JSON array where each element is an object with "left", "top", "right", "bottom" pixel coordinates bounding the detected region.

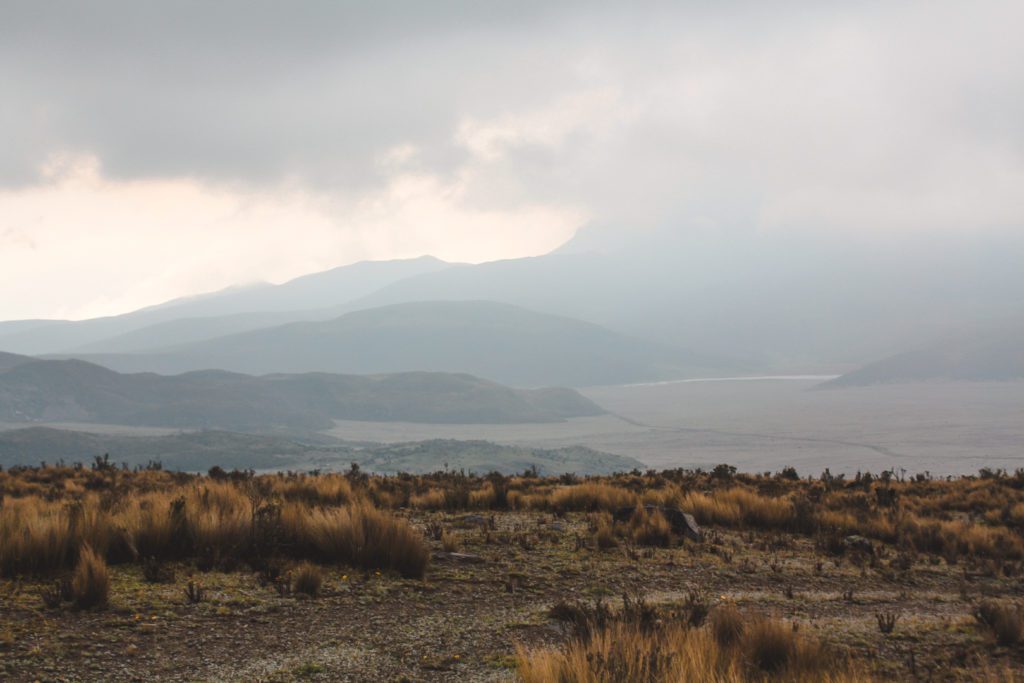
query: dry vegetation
[{"left": 3, "top": 461, "right": 1024, "bottom": 680}]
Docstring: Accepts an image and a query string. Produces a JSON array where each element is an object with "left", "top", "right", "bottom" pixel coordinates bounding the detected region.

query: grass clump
[
  {"left": 292, "top": 562, "right": 324, "bottom": 597},
  {"left": 975, "top": 600, "right": 1024, "bottom": 646},
  {"left": 70, "top": 545, "right": 109, "bottom": 609},
  {"left": 440, "top": 530, "right": 461, "bottom": 553},
  {"left": 521, "top": 596, "right": 865, "bottom": 683}
]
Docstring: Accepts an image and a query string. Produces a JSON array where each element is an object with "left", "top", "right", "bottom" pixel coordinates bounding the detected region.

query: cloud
[
  {"left": 1, "top": 0, "right": 1022, "bottom": 319},
  {"left": 0, "top": 155, "right": 582, "bottom": 320}
]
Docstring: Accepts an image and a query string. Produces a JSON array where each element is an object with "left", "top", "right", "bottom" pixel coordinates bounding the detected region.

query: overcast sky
[{"left": 1, "top": 0, "right": 1022, "bottom": 321}]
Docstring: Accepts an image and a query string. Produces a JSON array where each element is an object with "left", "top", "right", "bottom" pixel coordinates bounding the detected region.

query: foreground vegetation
[{"left": 3, "top": 461, "right": 1024, "bottom": 680}]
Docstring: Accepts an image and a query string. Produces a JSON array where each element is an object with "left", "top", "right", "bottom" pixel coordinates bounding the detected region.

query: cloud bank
[{"left": 1, "top": 0, "right": 1021, "bottom": 319}]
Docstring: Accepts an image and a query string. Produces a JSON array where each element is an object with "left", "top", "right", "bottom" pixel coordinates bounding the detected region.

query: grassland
[{"left": 2, "top": 463, "right": 1024, "bottom": 681}]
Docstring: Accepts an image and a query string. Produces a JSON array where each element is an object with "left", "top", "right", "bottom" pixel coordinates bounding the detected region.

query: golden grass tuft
[
  {"left": 549, "top": 483, "right": 638, "bottom": 513},
  {"left": 70, "top": 544, "right": 109, "bottom": 609},
  {"left": 518, "top": 612, "right": 867, "bottom": 683},
  {"left": 291, "top": 562, "right": 324, "bottom": 597},
  {"left": 628, "top": 504, "right": 672, "bottom": 547},
  {"left": 290, "top": 500, "right": 429, "bottom": 578}
]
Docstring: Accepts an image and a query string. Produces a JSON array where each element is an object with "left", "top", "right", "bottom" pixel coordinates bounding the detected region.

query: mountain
[
  {"left": 8, "top": 228, "right": 1022, "bottom": 373},
  {"left": 821, "top": 321, "right": 1024, "bottom": 387},
  {"left": 0, "top": 356, "right": 604, "bottom": 430},
  {"left": 0, "top": 428, "right": 643, "bottom": 475},
  {"left": 0, "top": 256, "right": 451, "bottom": 355},
  {"left": 336, "top": 229, "right": 1024, "bottom": 370},
  {"left": 60, "top": 300, "right": 721, "bottom": 386}
]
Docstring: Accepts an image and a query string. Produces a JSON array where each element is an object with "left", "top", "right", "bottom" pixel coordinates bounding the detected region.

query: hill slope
[
  {"left": 0, "top": 428, "right": 641, "bottom": 475},
  {"left": 0, "top": 256, "right": 451, "bottom": 355},
  {"left": 340, "top": 229, "right": 1024, "bottom": 370},
  {"left": 821, "top": 322, "right": 1024, "bottom": 387},
  {"left": 63, "top": 301, "right": 717, "bottom": 387},
  {"left": 0, "top": 358, "right": 604, "bottom": 430},
  {"left": 0, "top": 352, "right": 34, "bottom": 370}
]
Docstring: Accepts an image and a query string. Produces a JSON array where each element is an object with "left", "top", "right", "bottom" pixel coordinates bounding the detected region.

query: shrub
[
  {"left": 295, "top": 500, "right": 429, "bottom": 578},
  {"left": 549, "top": 483, "right": 637, "bottom": 512},
  {"left": 441, "top": 530, "right": 460, "bottom": 553},
  {"left": 975, "top": 600, "right": 1024, "bottom": 646},
  {"left": 70, "top": 545, "right": 109, "bottom": 609},
  {"left": 142, "top": 556, "right": 174, "bottom": 583},
  {"left": 184, "top": 579, "right": 205, "bottom": 604},
  {"left": 590, "top": 512, "right": 618, "bottom": 549},
  {"left": 629, "top": 505, "right": 673, "bottom": 547},
  {"left": 292, "top": 562, "right": 323, "bottom": 597},
  {"left": 519, "top": 614, "right": 864, "bottom": 683},
  {"left": 745, "top": 618, "right": 804, "bottom": 674},
  {"left": 876, "top": 612, "right": 897, "bottom": 634},
  {"left": 709, "top": 604, "right": 745, "bottom": 647}
]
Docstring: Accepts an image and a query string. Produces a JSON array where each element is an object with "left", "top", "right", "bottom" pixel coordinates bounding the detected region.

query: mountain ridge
[
  {"left": 53, "top": 300, "right": 723, "bottom": 387},
  {"left": 0, "top": 256, "right": 452, "bottom": 355}
]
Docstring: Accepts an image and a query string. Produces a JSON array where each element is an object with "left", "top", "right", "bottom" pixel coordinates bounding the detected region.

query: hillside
[
  {"left": 821, "top": 322, "right": 1024, "bottom": 388},
  {"left": 0, "top": 256, "right": 450, "bottom": 355},
  {"left": 60, "top": 301, "right": 716, "bottom": 387},
  {"left": 0, "top": 351, "right": 34, "bottom": 370},
  {"left": 340, "top": 229, "right": 1024, "bottom": 370},
  {"left": 0, "top": 427, "right": 641, "bottom": 474},
  {"left": 0, "top": 358, "right": 604, "bottom": 431}
]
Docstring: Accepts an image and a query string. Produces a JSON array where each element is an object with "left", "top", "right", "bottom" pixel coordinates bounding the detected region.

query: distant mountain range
[
  {"left": 0, "top": 427, "right": 642, "bottom": 475},
  {"left": 0, "top": 256, "right": 449, "bottom": 355},
  {"left": 61, "top": 300, "right": 720, "bottom": 387},
  {"left": 821, "top": 321, "right": 1024, "bottom": 388},
  {"left": 2, "top": 228, "right": 1023, "bottom": 381},
  {"left": 0, "top": 353, "right": 603, "bottom": 430}
]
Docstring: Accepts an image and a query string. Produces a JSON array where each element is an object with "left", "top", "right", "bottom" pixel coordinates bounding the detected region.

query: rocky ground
[{"left": 2, "top": 511, "right": 1022, "bottom": 682}]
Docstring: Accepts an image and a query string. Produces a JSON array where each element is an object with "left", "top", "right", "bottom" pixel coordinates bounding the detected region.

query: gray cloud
[
  {"left": 5, "top": 1, "right": 1017, "bottom": 205},
  {"left": 1, "top": 0, "right": 1022, "bottom": 320}
]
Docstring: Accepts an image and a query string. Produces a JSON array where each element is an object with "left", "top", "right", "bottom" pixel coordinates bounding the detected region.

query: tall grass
[
  {"left": 547, "top": 483, "right": 638, "bottom": 512},
  {"left": 518, "top": 605, "right": 867, "bottom": 683},
  {"left": 0, "top": 477, "right": 428, "bottom": 578},
  {"left": 287, "top": 500, "right": 429, "bottom": 578},
  {"left": 70, "top": 544, "right": 109, "bottom": 609},
  {"left": 5, "top": 464, "right": 1024, "bottom": 577}
]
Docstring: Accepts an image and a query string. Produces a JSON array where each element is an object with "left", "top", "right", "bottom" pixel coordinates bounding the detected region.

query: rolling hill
[
  {"left": 821, "top": 321, "right": 1024, "bottom": 388},
  {"left": 0, "top": 427, "right": 642, "bottom": 475},
  {"left": 0, "top": 351, "right": 34, "bottom": 370},
  {"left": 0, "top": 357, "right": 604, "bottom": 430},
  {"left": 60, "top": 300, "right": 719, "bottom": 387}
]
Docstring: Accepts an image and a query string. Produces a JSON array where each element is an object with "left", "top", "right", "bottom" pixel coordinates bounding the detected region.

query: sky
[{"left": 1, "top": 0, "right": 1022, "bottom": 321}]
